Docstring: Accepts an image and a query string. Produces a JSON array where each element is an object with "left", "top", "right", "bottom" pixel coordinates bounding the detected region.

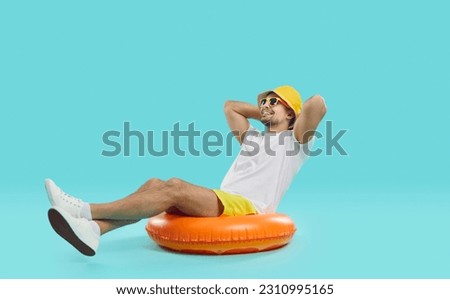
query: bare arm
[
  {"left": 224, "top": 101, "right": 261, "bottom": 144},
  {"left": 293, "top": 95, "right": 327, "bottom": 144}
]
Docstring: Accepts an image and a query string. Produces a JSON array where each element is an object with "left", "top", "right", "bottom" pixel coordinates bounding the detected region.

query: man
[{"left": 46, "top": 85, "right": 326, "bottom": 256}]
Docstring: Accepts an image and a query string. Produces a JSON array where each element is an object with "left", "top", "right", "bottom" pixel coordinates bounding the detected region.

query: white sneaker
[
  {"left": 45, "top": 179, "right": 84, "bottom": 218},
  {"left": 48, "top": 206, "right": 99, "bottom": 256}
]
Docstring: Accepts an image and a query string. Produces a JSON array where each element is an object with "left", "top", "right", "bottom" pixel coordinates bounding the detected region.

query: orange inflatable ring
[{"left": 145, "top": 213, "right": 296, "bottom": 255}]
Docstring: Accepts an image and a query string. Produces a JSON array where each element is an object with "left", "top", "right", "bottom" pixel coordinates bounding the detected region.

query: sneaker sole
[{"left": 48, "top": 208, "right": 96, "bottom": 256}]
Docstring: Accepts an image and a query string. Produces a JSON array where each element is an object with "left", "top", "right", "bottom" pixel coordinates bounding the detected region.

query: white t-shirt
[{"left": 220, "top": 126, "right": 314, "bottom": 214}]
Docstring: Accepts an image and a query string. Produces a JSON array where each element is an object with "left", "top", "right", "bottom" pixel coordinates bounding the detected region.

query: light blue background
[{"left": 0, "top": 0, "right": 449, "bottom": 278}]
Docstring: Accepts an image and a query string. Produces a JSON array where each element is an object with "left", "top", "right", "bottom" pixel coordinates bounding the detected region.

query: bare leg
[
  {"left": 94, "top": 219, "right": 140, "bottom": 234},
  {"left": 90, "top": 178, "right": 194, "bottom": 235},
  {"left": 133, "top": 179, "right": 186, "bottom": 215},
  {"left": 133, "top": 178, "right": 166, "bottom": 194},
  {"left": 90, "top": 177, "right": 223, "bottom": 225}
]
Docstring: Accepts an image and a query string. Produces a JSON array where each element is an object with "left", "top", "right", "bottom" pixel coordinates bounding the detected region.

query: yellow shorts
[{"left": 212, "top": 189, "right": 257, "bottom": 216}]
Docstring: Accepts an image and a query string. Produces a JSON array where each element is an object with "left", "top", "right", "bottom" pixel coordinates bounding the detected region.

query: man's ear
[
  {"left": 286, "top": 110, "right": 295, "bottom": 120},
  {"left": 287, "top": 110, "right": 296, "bottom": 129}
]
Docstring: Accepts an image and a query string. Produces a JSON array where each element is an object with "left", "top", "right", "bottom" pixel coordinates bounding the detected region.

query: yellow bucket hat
[{"left": 257, "top": 85, "right": 302, "bottom": 116}]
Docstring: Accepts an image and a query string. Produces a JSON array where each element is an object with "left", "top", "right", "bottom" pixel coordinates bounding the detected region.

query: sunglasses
[{"left": 259, "top": 97, "right": 287, "bottom": 107}]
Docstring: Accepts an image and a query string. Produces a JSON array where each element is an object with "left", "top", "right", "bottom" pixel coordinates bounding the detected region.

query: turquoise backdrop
[{"left": 0, "top": 0, "right": 449, "bottom": 278}]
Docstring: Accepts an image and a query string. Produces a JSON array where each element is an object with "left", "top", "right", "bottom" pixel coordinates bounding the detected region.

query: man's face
[{"left": 259, "top": 92, "right": 293, "bottom": 128}]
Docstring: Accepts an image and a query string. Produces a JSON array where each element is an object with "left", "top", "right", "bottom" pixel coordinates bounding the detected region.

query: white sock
[
  {"left": 80, "top": 203, "right": 92, "bottom": 220},
  {"left": 89, "top": 221, "right": 101, "bottom": 236}
]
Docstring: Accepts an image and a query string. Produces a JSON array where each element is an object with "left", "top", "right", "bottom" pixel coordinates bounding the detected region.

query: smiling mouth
[{"left": 261, "top": 110, "right": 273, "bottom": 117}]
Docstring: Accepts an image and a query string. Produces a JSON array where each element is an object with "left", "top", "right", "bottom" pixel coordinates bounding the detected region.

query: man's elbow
[
  {"left": 224, "top": 100, "right": 237, "bottom": 113},
  {"left": 224, "top": 100, "right": 232, "bottom": 110},
  {"left": 305, "top": 94, "right": 327, "bottom": 117}
]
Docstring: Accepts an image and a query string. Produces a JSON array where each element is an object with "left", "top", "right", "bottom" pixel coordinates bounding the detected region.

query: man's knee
[
  {"left": 144, "top": 178, "right": 163, "bottom": 188},
  {"left": 165, "top": 178, "right": 185, "bottom": 198},
  {"left": 166, "top": 177, "right": 183, "bottom": 187}
]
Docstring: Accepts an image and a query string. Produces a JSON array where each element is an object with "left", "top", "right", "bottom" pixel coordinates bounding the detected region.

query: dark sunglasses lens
[
  {"left": 269, "top": 98, "right": 278, "bottom": 105},
  {"left": 260, "top": 99, "right": 267, "bottom": 106}
]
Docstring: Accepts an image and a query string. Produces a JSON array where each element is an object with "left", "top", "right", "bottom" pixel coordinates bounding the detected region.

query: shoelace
[{"left": 61, "top": 191, "right": 83, "bottom": 207}]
